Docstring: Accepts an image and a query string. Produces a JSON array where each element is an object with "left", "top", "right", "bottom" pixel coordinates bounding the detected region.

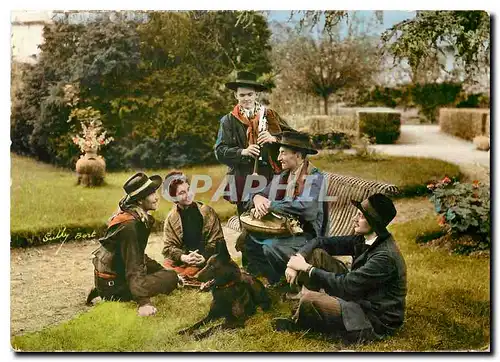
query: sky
[{"left": 268, "top": 10, "right": 416, "bottom": 35}]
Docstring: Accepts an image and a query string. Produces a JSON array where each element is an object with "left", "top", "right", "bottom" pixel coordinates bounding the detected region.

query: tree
[
  {"left": 381, "top": 11, "right": 490, "bottom": 81},
  {"left": 237, "top": 10, "right": 383, "bottom": 36},
  {"left": 11, "top": 11, "right": 275, "bottom": 169},
  {"left": 272, "top": 24, "right": 380, "bottom": 115}
]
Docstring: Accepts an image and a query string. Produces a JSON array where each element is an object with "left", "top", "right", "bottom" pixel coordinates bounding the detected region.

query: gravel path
[
  {"left": 370, "top": 125, "right": 489, "bottom": 166},
  {"left": 10, "top": 226, "right": 242, "bottom": 337},
  {"left": 10, "top": 198, "right": 433, "bottom": 337}
]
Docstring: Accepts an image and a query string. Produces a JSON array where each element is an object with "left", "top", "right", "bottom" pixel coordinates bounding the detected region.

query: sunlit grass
[{"left": 11, "top": 214, "right": 489, "bottom": 351}]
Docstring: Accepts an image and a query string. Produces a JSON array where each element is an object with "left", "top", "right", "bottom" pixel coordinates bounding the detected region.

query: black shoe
[{"left": 272, "top": 317, "right": 299, "bottom": 332}]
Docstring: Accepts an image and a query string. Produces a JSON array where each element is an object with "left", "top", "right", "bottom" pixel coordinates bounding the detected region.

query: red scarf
[
  {"left": 275, "top": 160, "right": 312, "bottom": 201},
  {"left": 231, "top": 104, "right": 282, "bottom": 174}
]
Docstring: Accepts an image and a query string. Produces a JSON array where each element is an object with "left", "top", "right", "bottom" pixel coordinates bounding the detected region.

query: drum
[{"left": 239, "top": 209, "right": 303, "bottom": 236}]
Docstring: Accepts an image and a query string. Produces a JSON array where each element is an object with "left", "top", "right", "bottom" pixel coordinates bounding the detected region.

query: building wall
[{"left": 11, "top": 11, "right": 52, "bottom": 64}]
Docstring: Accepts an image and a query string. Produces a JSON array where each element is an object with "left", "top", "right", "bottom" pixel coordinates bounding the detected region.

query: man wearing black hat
[
  {"left": 272, "top": 193, "right": 407, "bottom": 342},
  {"left": 243, "top": 131, "right": 325, "bottom": 286},
  {"left": 214, "top": 71, "right": 294, "bottom": 215},
  {"left": 87, "top": 173, "right": 180, "bottom": 317}
]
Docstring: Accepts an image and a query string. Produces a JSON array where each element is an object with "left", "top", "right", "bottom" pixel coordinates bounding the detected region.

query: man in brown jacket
[
  {"left": 162, "top": 171, "right": 226, "bottom": 285},
  {"left": 87, "top": 173, "right": 180, "bottom": 317}
]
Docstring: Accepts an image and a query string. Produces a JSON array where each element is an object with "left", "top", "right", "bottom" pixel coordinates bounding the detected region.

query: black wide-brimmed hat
[
  {"left": 225, "top": 71, "right": 267, "bottom": 92},
  {"left": 275, "top": 131, "right": 318, "bottom": 155},
  {"left": 351, "top": 193, "right": 397, "bottom": 235},
  {"left": 123, "top": 172, "right": 163, "bottom": 202}
]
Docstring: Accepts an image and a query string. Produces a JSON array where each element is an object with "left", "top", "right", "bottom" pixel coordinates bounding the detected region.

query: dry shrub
[
  {"left": 76, "top": 154, "right": 106, "bottom": 187},
  {"left": 473, "top": 136, "right": 490, "bottom": 151},
  {"left": 439, "top": 108, "right": 490, "bottom": 141},
  {"left": 284, "top": 114, "right": 357, "bottom": 136}
]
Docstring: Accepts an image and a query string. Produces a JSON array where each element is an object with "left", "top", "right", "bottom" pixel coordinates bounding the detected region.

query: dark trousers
[
  {"left": 243, "top": 233, "right": 311, "bottom": 284},
  {"left": 294, "top": 249, "right": 375, "bottom": 343},
  {"left": 96, "top": 269, "right": 178, "bottom": 304}
]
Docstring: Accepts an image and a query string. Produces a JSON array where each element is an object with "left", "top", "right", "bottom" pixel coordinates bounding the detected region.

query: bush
[
  {"left": 357, "top": 110, "right": 401, "bottom": 144},
  {"left": 310, "top": 132, "right": 353, "bottom": 150},
  {"left": 305, "top": 115, "right": 358, "bottom": 135},
  {"left": 352, "top": 84, "right": 489, "bottom": 124},
  {"left": 427, "top": 177, "right": 490, "bottom": 254},
  {"left": 439, "top": 108, "right": 490, "bottom": 141},
  {"left": 410, "top": 83, "right": 463, "bottom": 123},
  {"left": 11, "top": 12, "right": 274, "bottom": 171}
]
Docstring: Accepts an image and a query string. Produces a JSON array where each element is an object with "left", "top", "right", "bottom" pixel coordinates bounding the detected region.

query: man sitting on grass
[
  {"left": 162, "top": 171, "right": 227, "bottom": 287},
  {"left": 87, "top": 173, "right": 181, "bottom": 317},
  {"left": 273, "top": 193, "right": 407, "bottom": 343}
]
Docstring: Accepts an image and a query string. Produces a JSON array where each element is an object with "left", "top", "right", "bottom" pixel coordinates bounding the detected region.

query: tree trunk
[{"left": 323, "top": 94, "right": 329, "bottom": 115}]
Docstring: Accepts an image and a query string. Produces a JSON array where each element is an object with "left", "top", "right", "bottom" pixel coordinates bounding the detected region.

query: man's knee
[
  {"left": 156, "top": 269, "right": 179, "bottom": 293},
  {"left": 310, "top": 248, "right": 326, "bottom": 262},
  {"left": 309, "top": 248, "right": 348, "bottom": 274},
  {"left": 262, "top": 242, "right": 277, "bottom": 259}
]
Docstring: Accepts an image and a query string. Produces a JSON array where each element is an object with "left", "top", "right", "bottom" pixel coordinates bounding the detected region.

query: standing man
[
  {"left": 162, "top": 171, "right": 227, "bottom": 285},
  {"left": 243, "top": 131, "right": 325, "bottom": 286},
  {"left": 87, "top": 173, "right": 180, "bottom": 317},
  {"left": 275, "top": 193, "right": 407, "bottom": 343},
  {"left": 214, "top": 71, "right": 294, "bottom": 215}
]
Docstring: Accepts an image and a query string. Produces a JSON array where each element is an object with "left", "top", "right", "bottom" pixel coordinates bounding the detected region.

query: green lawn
[
  {"left": 10, "top": 152, "right": 460, "bottom": 245},
  {"left": 11, "top": 213, "right": 490, "bottom": 352},
  {"left": 312, "top": 153, "right": 462, "bottom": 196}
]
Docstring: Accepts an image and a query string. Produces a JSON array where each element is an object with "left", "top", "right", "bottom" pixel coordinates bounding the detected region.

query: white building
[{"left": 11, "top": 10, "right": 54, "bottom": 64}]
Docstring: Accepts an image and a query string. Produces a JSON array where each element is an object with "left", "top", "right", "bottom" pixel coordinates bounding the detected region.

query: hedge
[
  {"left": 357, "top": 110, "right": 401, "bottom": 144},
  {"left": 439, "top": 108, "right": 490, "bottom": 141}
]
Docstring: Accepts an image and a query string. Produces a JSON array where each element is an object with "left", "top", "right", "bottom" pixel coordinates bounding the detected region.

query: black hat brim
[
  {"left": 225, "top": 81, "right": 267, "bottom": 92},
  {"left": 350, "top": 200, "right": 387, "bottom": 235},
  {"left": 275, "top": 141, "right": 318, "bottom": 155},
  {"left": 129, "top": 175, "right": 163, "bottom": 201}
]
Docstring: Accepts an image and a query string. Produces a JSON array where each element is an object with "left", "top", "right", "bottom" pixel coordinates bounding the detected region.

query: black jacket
[
  {"left": 299, "top": 233, "right": 407, "bottom": 336},
  {"left": 214, "top": 110, "right": 294, "bottom": 183}
]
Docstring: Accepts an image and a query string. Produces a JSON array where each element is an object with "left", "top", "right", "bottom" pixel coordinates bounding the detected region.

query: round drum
[{"left": 239, "top": 210, "right": 303, "bottom": 236}]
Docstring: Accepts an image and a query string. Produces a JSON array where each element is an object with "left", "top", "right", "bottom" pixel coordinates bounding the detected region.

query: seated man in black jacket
[{"left": 273, "top": 193, "right": 407, "bottom": 343}]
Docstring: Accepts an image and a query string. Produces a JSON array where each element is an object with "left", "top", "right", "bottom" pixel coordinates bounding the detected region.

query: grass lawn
[
  {"left": 311, "top": 153, "right": 462, "bottom": 196},
  {"left": 11, "top": 213, "right": 490, "bottom": 351},
  {"left": 10, "top": 152, "right": 460, "bottom": 244}
]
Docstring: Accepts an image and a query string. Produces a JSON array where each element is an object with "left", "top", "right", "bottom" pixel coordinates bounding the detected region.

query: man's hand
[
  {"left": 253, "top": 194, "right": 271, "bottom": 217},
  {"left": 138, "top": 304, "right": 157, "bottom": 317},
  {"left": 287, "top": 253, "right": 311, "bottom": 272},
  {"left": 257, "top": 131, "right": 277, "bottom": 145},
  {"left": 285, "top": 267, "right": 298, "bottom": 285},
  {"left": 180, "top": 250, "right": 204, "bottom": 265},
  {"left": 192, "top": 253, "right": 205, "bottom": 266},
  {"left": 241, "top": 144, "right": 260, "bottom": 158}
]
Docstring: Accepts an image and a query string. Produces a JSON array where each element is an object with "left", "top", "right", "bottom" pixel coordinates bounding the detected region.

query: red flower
[
  {"left": 438, "top": 215, "right": 446, "bottom": 226},
  {"left": 472, "top": 180, "right": 480, "bottom": 188},
  {"left": 442, "top": 176, "right": 452, "bottom": 184},
  {"left": 427, "top": 183, "right": 435, "bottom": 190},
  {"left": 99, "top": 140, "right": 104, "bottom": 145}
]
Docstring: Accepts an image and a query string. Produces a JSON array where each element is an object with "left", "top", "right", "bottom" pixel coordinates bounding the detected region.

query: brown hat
[
  {"left": 225, "top": 71, "right": 267, "bottom": 92},
  {"left": 123, "top": 172, "right": 162, "bottom": 202},
  {"left": 275, "top": 131, "right": 318, "bottom": 155},
  {"left": 351, "top": 193, "right": 397, "bottom": 235}
]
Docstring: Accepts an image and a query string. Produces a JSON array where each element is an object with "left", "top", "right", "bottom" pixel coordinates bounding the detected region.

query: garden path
[{"left": 368, "top": 125, "right": 490, "bottom": 183}]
